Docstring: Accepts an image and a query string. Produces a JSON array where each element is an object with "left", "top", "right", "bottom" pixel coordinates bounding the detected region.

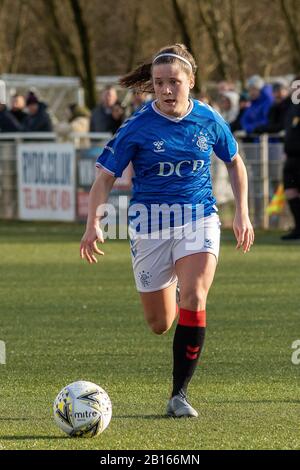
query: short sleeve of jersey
[
  {"left": 96, "top": 123, "right": 138, "bottom": 177},
  {"left": 213, "top": 115, "right": 238, "bottom": 163}
]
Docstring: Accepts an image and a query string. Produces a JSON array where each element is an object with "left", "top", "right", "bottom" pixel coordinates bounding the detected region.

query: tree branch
[{"left": 69, "top": 0, "right": 96, "bottom": 108}]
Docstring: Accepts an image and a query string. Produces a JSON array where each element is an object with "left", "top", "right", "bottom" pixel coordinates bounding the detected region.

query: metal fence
[
  {"left": 0, "top": 132, "right": 292, "bottom": 228},
  {"left": 237, "top": 134, "right": 291, "bottom": 229}
]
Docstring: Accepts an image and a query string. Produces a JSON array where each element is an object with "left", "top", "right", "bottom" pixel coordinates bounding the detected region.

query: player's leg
[
  {"left": 167, "top": 214, "right": 220, "bottom": 417},
  {"left": 130, "top": 234, "right": 178, "bottom": 334},
  {"left": 139, "top": 282, "right": 178, "bottom": 335},
  {"left": 174, "top": 252, "right": 216, "bottom": 389},
  {"left": 166, "top": 252, "right": 217, "bottom": 417}
]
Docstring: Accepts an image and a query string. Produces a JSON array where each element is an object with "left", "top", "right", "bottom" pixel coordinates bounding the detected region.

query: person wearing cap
[
  {"left": 241, "top": 75, "right": 274, "bottom": 135},
  {"left": 69, "top": 103, "right": 91, "bottom": 132},
  {"left": 23, "top": 92, "right": 53, "bottom": 132},
  {"left": 68, "top": 103, "right": 91, "bottom": 148}
]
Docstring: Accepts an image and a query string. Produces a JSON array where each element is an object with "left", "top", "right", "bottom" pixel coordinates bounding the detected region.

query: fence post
[{"left": 260, "top": 134, "right": 269, "bottom": 229}]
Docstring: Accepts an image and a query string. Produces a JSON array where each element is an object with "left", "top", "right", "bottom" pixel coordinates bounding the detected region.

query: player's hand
[
  {"left": 233, "top": 212, "right": 254, "bottom": 253},
  {"left": 80, "top": 225, "right": 104, "bottom": 264}
]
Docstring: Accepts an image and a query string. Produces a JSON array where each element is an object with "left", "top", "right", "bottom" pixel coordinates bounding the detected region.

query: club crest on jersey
[
  {"left": 153, "top": 140, "right": 165, "bottom": 153},
  {"left": 193, "top": 131, "right": 209, "bottom": 152},
  {"left": 138, "top": 271, "right": 152, "bottom": 288}
]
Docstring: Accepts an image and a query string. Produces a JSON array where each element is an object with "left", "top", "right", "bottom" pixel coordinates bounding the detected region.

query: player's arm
[
  {"left": 80, "top": 168, "right": 116, "bottom": 264},
  {"left": 226, "top": 154, "right": 255, "bottom": 253}
]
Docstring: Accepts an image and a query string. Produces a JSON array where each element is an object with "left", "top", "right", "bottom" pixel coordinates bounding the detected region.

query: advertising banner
[{"left": 18, "top": 143, "right": 76, "bottom": 221}]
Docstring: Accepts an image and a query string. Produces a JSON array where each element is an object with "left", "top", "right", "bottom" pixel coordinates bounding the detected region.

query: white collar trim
[{"left": 152, "top": 99, "right": 194, "bottom": 122}]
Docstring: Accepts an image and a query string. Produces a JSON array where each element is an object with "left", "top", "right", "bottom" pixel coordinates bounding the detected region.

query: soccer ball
[{"left": 53, "top": 380, "right": 112, "bottom": 437}]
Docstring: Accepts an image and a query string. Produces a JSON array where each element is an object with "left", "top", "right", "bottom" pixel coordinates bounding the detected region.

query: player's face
[{"left": 152, "top": 64, "right": 194, "bottom": 117}]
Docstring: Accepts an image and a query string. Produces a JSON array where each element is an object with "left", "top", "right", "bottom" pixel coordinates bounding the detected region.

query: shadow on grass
[
  {"left": 206, "top": 399, "right": 300, "bottom": 405},
  {"left": 0, "top": 435, "right": 67, "bottom": 441},
  {"left": 0, "top": 417, "right": 48, "bottom": 421},
  {"left": 0, "top": 415, "right": 172, "bottom": 441},
  {"left": 113, "top": 414, "right": 171, "bottom": 420}
]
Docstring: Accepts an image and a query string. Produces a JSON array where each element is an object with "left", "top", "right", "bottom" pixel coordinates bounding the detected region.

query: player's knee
[
  {"left": 149, "top": 320, "right": 170, "bottom": 335},
  {"left": 181, "top": 287, "right": 207, "bottom": 311}
]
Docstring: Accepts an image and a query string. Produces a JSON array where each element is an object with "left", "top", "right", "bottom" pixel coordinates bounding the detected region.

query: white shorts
[{"left": 129, "top": 213, "right": 221, "bottom": 293}]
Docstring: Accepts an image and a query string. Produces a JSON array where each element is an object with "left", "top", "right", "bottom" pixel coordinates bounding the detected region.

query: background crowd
[
  {"left": 0, "top": 75, "right": 299, "bottom": 140},
  {"left": 1, "top": 75, "right": 299, "bottom": 238}
]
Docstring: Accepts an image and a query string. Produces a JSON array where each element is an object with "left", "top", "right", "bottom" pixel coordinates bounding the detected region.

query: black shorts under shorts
[{"left": 283, "top": 158, "right": 300, "bottom": 190}]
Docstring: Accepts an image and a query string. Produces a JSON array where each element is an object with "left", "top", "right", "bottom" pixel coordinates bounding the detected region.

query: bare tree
[
  {"left": 29, "top": 0, "right": 82, "bottom": 76},
  {"left": 28, "top": 0, "right": 96, "bottom": 107},
  {"left": 7, "top": 0, "right": 27, "bottom": 73},
  {"left": 69, "top": 0, "right": 96, "bottom": 108},
  {"left": 126, "top": 2, "right": 142, "bottom": 72},
  {"left": 0, "top": 0, "right": 297, "bottom": 94},
  {"left": 228, "top": 0, "right": 246, "bottom": 87},
  {"left": 0, "top": 0, "right": 7, "bottom": 73},
  {"left": 171, "top": 0, "right": 203, "bottom": 91},
  {"left": 197, "top": 0, "right": 230, "bottom": 80},
  {"left": 278, "top": 0, "right": 300, "bottom": 72}
]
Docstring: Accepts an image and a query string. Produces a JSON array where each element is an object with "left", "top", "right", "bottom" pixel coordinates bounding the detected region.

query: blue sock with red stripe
[{"left": 171, "top": 308, "right": 206, "bottom": 397}]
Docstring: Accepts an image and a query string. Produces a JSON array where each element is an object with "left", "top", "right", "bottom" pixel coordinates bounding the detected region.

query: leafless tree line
[{"left": 0, "top": 0, "right": 299, "bottom": 107}]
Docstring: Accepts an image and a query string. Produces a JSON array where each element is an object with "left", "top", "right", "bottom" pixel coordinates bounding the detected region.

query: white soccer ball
[{"left": 53, "top": 380, "right": 112, "bottom": 437}]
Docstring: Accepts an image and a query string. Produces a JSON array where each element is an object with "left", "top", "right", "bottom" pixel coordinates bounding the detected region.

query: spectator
[
  {"left": 230, "top": 92, "right": 251, "bottom": 133},
  {"left": 111, "top": 102, "right": 125, "bottom": 133},
  {"left": 90, "top": 85, "right": 118, "bottom": 132},
  {"left": 23, "top": 92, "right": 53, "bottom": 132},
  {"left": 197, "top": 90, "right": 213, "bottom": 106},
  {"left": 10, "top": 94, "right": 27, "bottom": 125},
  {"left": 281, "top": 77, "right": 300, "bottom": 240},
  {"left": 69, "top": 103, "right": 90, "bottom": 133},
  {"left": 68, "top": 103, "right": 91, "bottom": 148},
  {"left": 241, "top": 75, "right": 274, "bottom": 134},
  {"left": 217, "top": 80, "right": 236, "bottom": 95},
  {"left": 218, "top": 91, "right": 240, "bottom": 124},
  {"left": 254, "top": 79, "right": 290, "bottom": 134},
  {"left": 126, "top": 90, "right": 148, "bottom": 117},
  {"left": 0, "top": 104, "right": 22, "bottom": 132}
]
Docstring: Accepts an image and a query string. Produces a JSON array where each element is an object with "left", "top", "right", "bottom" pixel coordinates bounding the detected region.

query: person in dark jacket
[
  {"left": 10, "top": 94, "right": 27, "bottom": 126},
  {"left": 241, "top": 75, "right": 274, "bottom": 134},
  {"left": 254, "top": 79, "right": 290, "bottom": 134},
  {"left": 111, "top": 102, "right": 125, "bottom": 134},
  {"left": 0, "top": 103, "right": 22, "bottom": 132},
  {"left": 230, "top": 92, "right": 251, "bottom": 133},
  {"left": 90, "top": 86, "right": 118, "bottom": 133},
  {"left": 23, "top": 92, "right": 53, "bottom": 132},
  {"left": 281, "top": 77, "right": 300, "bottom": 240}
]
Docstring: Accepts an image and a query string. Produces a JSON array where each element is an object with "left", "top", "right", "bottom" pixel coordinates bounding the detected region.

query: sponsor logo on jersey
[{"left": 157, "top": 159, "right": 205, "bottom": 177}]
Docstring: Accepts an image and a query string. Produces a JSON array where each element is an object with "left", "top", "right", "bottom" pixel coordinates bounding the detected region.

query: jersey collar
[{"left": 151, "top": 99, "right": 194, "bottom": 122}]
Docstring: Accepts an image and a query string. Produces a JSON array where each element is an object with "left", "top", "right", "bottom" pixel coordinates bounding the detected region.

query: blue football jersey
[{"left": 96, "top": 99, "right": 238, "bottom": 228}]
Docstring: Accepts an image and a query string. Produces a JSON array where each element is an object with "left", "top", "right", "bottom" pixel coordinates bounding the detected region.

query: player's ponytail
[
  {"left": 119, "top": 44, "right": 197, "bottom": 93},
  {"left": 119, "top": 62, "right": 153, "bottom": 92}
]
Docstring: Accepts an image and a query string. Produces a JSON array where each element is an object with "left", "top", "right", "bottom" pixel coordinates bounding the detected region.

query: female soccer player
[{"left": 80, "top": 44, "right": 254, "bottom": 418}]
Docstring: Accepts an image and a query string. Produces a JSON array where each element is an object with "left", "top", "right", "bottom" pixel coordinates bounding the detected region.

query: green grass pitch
[{"left": 0, "top": 221, "right": 299, "bottom": 450}]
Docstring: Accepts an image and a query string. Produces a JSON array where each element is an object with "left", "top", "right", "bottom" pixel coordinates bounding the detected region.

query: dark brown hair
[{"left": 119, "top": 44, "right": 197, "bottom": 93}]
